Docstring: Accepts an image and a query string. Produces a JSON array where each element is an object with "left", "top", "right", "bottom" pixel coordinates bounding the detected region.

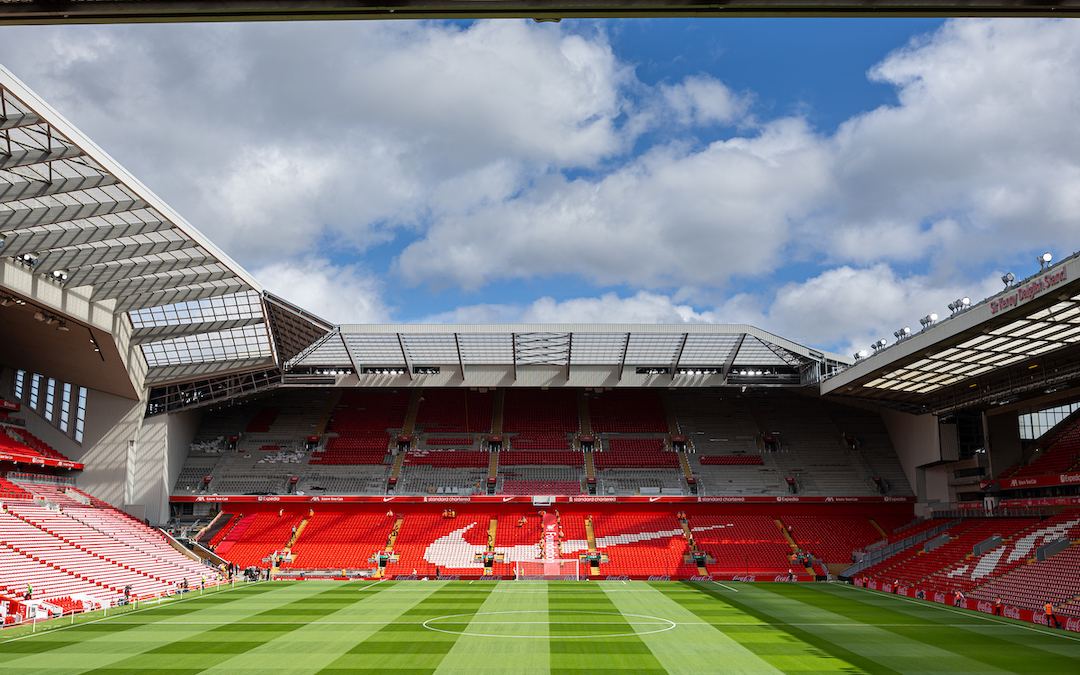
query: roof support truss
[
  {"left": 114, "top": 278, "right": 248, "bottom": 313},
  {"left": 33, "top": 236, "right": 198, "bottom": 274},
  {"left": 62, "top": 252, "right": 214, "bottom": 289},
  {"left": 455, "top": 332, "right": 465, "bottom": 380},
  {"left": 618, "top": 332, "right": 631, "bottom": 381},
  {"left": 671, "top": 333, "right": 688, "bottom": 380},
  {"left": 1, "top": 217, "right": 169, "bottom": 258},
  {"left": 0, "top": 111, "right": 43, "bottom": 130},
  {"left": 91, "top": 267, "right": 233, "bottom": 301},
  {"left": 721, "top": 334, "right": 746, "bottom": 383},
  {"left": 0, "top": 197, "right": 148, "bottom": 231},
  {"left": 0, "top": 145, "right": 84, "bottom": 171},
  {"left": 0, "top": 174, "right": 117, "bottom": 203},
  {"left": 396, "top": 332, "right": 414, "bottom": 380}
]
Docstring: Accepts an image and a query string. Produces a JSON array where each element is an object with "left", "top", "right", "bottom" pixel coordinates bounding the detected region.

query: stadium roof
[
  {"left": 0, "top": 65, "right": 327, "bottom": 388},
  {"left": 0, "top": 0, "right": 1077, "bottom": 24},
  {"left": 285, "top": 323, "right": 849, "bottom": 387},
  {"left": 822, "top": 250, "right": 1080, "bottom": 414}
]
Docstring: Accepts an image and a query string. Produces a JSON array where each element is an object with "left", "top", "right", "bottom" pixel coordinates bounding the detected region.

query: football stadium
[{"left": 2, "top": 26, "right": 1080, "bottom": 673}]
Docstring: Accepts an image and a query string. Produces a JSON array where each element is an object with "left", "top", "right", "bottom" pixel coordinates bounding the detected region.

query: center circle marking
[{"left": 422, "top": 610, "right": 677, "bottom": 639}]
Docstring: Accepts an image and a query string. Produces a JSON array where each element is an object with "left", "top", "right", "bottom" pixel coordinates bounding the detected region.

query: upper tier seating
[
  {"left": 414, "top": 389, "right": 494, "bottom": 434},
  {"left": 403, "top": 449, "right": 489, "bottom": 468},
  {"left": 500, "top": 450, "right": 583, "bottom": 466},
  {"left": 311, "top": 390, "right": 409, "bottom": 465},
  {"left": 783, "top": 515, "right": 884, "bottom": 564},
  {"left": 503, "top": 390, "right": 578, "bottom": 434},
  {"left": 1, "top": 426, "right": 75, "bottom": 463},
  {"left": 700, "top": 455, "right": 764, "bottom": 466},
  {"left": 426, "top": 438, "right": 476, "bottom": 446},
  {"left": 0, "top": 478, "right": 33, "bottom": 499},
  {"left": 281, "top": 512, "right": 393, "bottom": 570},
  {"left": 510, "top": 434, "right": 573, "bottom": 450},
  {"left": 587, "top": 390, "right": 668, "bottom": 434},
  {"left": 595, "top": 439, "right": 677, "bottom": 468},
  {"left": 500, "top": 481, "right": 582, "bottom": 496},
  {"left": 1005, "top": 416, "right": 1080, "bottom": 478},
  {"left": 245, "top": 408, "right": 280, "bottom": 433}
]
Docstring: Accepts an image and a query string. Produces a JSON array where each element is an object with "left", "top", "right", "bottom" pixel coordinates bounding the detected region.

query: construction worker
[{"left": 1045, "top": 602, "right": 1062, "bottom": 628}]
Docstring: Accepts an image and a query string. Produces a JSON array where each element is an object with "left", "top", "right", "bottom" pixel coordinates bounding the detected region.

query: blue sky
[{"left": 1, "top": 17, "right": 1076, "bottom": 356}]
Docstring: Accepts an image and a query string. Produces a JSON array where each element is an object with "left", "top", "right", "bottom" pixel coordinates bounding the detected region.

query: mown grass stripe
[
  {"left": 0, "top": 582, "right": 281, "bottom": 671},
  {"left": 548, "top": 581, "right": 666, "bottom": 675},
  {"left": 316, "top": 581, "right": 495, "bottom": 675},
  {"left": 806, "top": 583, "right": 1080, "bottom": 669},
  {"left": 603, "top": 581, "right": 805, "bottom": 675},
  {"left": 430, "top": 580, "right": 550, "bottom": 674}
]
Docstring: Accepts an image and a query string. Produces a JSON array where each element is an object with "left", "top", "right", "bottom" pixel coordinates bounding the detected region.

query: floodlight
[
  {"left": 1002, "top": 272, "right": 1015, "bottom": 287},
  {"left": 1039, "top": 252, "right": 1053, "bottom": 268},
  {"left": 57, "top": 322, "right": 69, "bottom": 332},
  {"left": 929, "top": 313, "right": 938, "bottom": 321},
  {"left": 962, "top": 297, "right": 970, "bottom": 306},
  {"left": 34, "top": 311, "right": 45, "bottom": 321},
  {"left": 854, "top": 350, "right": 868, "bottom": 360}
]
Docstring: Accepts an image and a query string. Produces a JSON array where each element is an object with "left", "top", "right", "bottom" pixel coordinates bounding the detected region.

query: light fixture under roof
[
  {"left": 1001, "top": 272, "right": 1016, "bottom": 288},
  {"left": 1038, "top": 252, "right": 1053, "bottom": 268}
]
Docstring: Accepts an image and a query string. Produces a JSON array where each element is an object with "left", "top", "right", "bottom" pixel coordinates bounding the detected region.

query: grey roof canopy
[
  {"left": 822, "top": 250, "right": 1080, "bottom": 414},
  {"left": 0, "top": 65, "right": 308, "bottom": 385},
  {"left": 287, "top": 324, "right": 849, "bottom": 386}
]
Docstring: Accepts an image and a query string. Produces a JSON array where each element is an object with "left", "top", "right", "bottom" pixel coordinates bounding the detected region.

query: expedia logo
[
  {"left": 257, "top": 496, "right": 281, "bottom": 502},
  {"left": 883, "top": 496, "right": 908, "bottom": 502},
  {"left": 606, "top": 575, "right": 630, "bottom": 581},
  {"left": 1060, "top": 473, "right": 1080, "bottom": 484},
  {"left": 775, "top": 496, "right": 798, "bottom": 502},
  {"left": 1004, "top": 607, "right": 1022, "bottom": 619},
  {"left": 648, "top": 575, "right": 671, "bottom": 581}
]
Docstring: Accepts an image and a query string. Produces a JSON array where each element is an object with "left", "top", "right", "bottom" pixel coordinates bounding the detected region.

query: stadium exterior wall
[{"left": 879, "top": 408, "right": 948, "bottom": 507}]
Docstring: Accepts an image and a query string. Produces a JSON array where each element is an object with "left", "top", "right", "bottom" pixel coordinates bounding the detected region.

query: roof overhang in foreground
[
  {"left": 1, "top": 66, "right": 337, "bottom": 391},
  {"left": 283, "top": 323, "right": 850, "bottom": 388},
  {"left": 822, "top": 250, "right": 1080, "bottom": 415},
  {"left": 0, "top": 0, "right": 1078, "bottom": 24}
]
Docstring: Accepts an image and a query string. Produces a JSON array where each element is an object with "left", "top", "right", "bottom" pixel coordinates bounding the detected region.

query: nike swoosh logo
[
  {"left": 503, "top": 497, "right": 514, "bottom": 502},
  {"left": 421, "top": 526, "right": 685, "bottom": 569},
  {"left": 383, "top": 497, "right": 395, "bottom": 502}
]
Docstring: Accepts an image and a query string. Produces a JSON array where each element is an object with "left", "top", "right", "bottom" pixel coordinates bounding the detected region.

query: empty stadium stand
[
  {"left": 783, "top": 515, "right": 884, "bottom": 564},
  {"left": 1004, "top": 414, "right": 1080, "bottom": 479},
  {"left": 587, "top": 389, "right": 669, "bottom": 433},
  {"left": 690, "top": 515, "right": 794, "bottom": 575},
  {"left": 281, "top": 512, "right": 393, "bottom": 570}
]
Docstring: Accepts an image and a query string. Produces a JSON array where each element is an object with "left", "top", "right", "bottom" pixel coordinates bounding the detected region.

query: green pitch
[{"left": 2, "top": 580, "right": 1078, "bottom": 674}]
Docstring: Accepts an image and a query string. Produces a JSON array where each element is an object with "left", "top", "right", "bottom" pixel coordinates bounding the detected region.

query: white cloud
[
  {"left": 420, "top": 290, "right": 720, "bottom": 325},
  {"left": 721, "top": 264, "right": 1003, "bottom": 354},
  {"left": 251, "top": 258, "right": 390, "bottom": 325},
  {"left": 398, "top": 116, "right": 830, "bottom": 289}
]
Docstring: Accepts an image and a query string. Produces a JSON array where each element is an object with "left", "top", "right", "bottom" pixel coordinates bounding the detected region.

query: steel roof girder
[
  {"left": 0, "top": 145, "right": 83, "bottom": 171},
  {"left": 0, "top": 174, "right": 118, "bottom": 203},
  {"left": 91, "top": 267, "right": 234, "bottom": 301},
  {"left": 0, "top": 111, "right": 43, "bottom": 130},
  {"left": 0, "top": 196, "right": 147, "bottom": 231},
  {"left": 113, "top": 278, "right": 249, "bottom": 313},
  {"left": 63, "top": 252, "right": 213, "bottom": 289},
  {"left": 0, "top": 217, "right": 170, "bottom": 258},
  {"left": 33, "top": 236, "right": 199, "bottom": 274}
]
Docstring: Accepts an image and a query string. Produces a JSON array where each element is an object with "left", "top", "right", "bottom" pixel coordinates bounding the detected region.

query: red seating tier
[
  {"left": 588, "top": 390, "right": 669, "bottom": 434},
  {"left": 1004, "top": 416, "right": 1080, "bottom": 478},
  {"left": 783, "top": 515, "right": 884, "bottom": 564},
  {"left": 503, "top": 390, "right": 578, "bottom": 434},
  {"left": 281, "top": 512, "right": 393, "bottom": 570},
  {"left": 218, "top": 512, "right": 305, "bottom": 568},
  {"left": 690, "top": 515, "right": 794, "bottom": 575},
  {"left": 510, "top": 435, "right": 573, "bottom": 450},
  {"left": 500, "top": 450, "right": 583, "bottom": 466},
  {"left": 403, "top": 449, "right": 489, "bottom": 467},
  {"left": 592, "top": 512, "right": 687, "bottom": 576},
  {"left": 500, "top": 481, "right": 582, "bottom": 496},
  {"left": 245, "top": 408, "right": 280, "bottom": 433},
  {"left": 425, "top": 438, "right": 475, "bottom": 446},
  {"left": 313, "top": 390, "right": 409, "bottom": 465},
  {"left": 700, "top": 455, "right": 764, "bottom": 466},
  {"left": 595, "top": 439, "right": 677, "bottom": 468},
  {"left": 415, "top": 390, "right": 494, "bottom": 434}
]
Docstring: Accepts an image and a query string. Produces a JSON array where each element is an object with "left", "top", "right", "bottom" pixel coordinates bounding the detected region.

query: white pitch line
[
  {"left": 0, "top": 580, "right": 267, "bottom": 645},
  {"left": 713, "top": 582, "right": 739, "bottom": 592},
  {"left": 843, "top": 584, "right": 1080, "bottom": 643},
  {"left": 358, "top": 579, "right": 387, "bottom": 592}
]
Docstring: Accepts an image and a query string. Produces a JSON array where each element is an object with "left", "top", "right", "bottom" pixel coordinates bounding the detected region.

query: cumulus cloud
[
  {"left": 251, "top": 258, "right": 390, "bottom": 325},
  {"left": 721, "top": 264, "right": 1004, "bottom": 354}
]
